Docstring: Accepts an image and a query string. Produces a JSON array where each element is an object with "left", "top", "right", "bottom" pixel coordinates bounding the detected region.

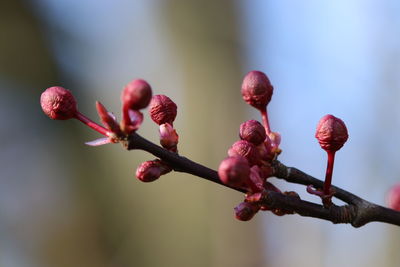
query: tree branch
[{"left": 125, "top": 132, "right": 400, "bottom": 228}]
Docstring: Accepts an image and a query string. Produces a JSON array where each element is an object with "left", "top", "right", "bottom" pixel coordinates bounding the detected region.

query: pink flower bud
[
  {"left": 228, "top": 140, "right": 260, "bottom": 166},
  {"left": 40, "top": 86, "right": 77, "bottom": 120},
  {"left": 121, "top": 79, "right": 152, "bottom": 110},
  {"left": 241, "top": 70, "right": 273, "bottom": 110},
  {"left": 159, "top": 123, "right": 179, "bottom": 151},
  {"left": 315, "top": 114, "right": 348, "bottom": 152},
  {"left": 218, "top": 156, "right": 250, "bottom": 188},
  {"left": 239, "top": 120, "right": 266, "bottom": 145},
  {"left": 148, "top": 95, "right": 177, "bottom": 125},
  {"left": 268, "top": 132, "right": 281, "bottom": 149},
  {"left": 136, "top": 160, "right": 171, "bottom": 183},
  {"left": 387, "top": 183, "right": 400, "bottom": 211},
  {"left": 234, "top": 202, "right": 259, "bottom": 221}
]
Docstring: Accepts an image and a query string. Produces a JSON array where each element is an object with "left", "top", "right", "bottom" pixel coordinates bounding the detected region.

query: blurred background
[{"left": 1, "top": 0, "right": 400, "bottom": 266}]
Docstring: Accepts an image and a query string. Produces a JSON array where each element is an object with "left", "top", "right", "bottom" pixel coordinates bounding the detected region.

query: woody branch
[{"left": 126, "top": 132, "right": 400, "bottom": 228}]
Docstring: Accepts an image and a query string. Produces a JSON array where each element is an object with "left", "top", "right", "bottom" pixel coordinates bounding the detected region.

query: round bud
[
  {"left": 218, "top": 156, "right": 250, "bottom": 187},
  {"left": 136, "top": 160, "right": 172, "bottom": 182},
  {"left": 121, "top": 79, "right": 152, "bottom": 110},
  {"left": 239, "top": 120, "right": 266, "bottom": 145},
  {"left": 241, "top": 70, "right": 273, "bottom": 110},
  {"left": 315, "top": 114, "right": 348, "bottom": 152},
  {"left": 234, "top": 202, "right": 259, "bottom": 221},
  {"left": 159, "top": 123, "right": 179, "bottom": 151},
  {"left": 148, "top": 95, "right": 177, "bottom": 125},
  {"left": 228, "top": 140, "right": 260, "bottom": 166},
  {"left": 387, "top": 183, "right": 400, "bottom": 211},
  {"left": 136, "top": 160, "right": 162, "bottom": 182},
  {"left": 40, "top": 86, "right": 77, "bottom": 120}
]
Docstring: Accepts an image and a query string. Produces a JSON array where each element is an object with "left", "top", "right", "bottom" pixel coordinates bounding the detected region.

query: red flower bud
[
  {"left": 136, "top": 160, "right": 171, "bottom": 183},
  {"left": 148, "top": 95, "right": 177, "bottom": 125},
  {"left": 218, "top": 156, "right": 250, "bottom": 188},
  {"left": 239, "top": 120, "right": 266, "bottom": 145},
  {"left": 315, "top": 114, "right": 348, "bottom": 152},
  {"left": 387, "top": 183, "right": 400, "bottom": 211},
  {"left": 234, "top": 202, "right": 259, "bottom": 221},
  {"left": 241, "top": 70, "right": 273, "bottom": 110},
  {"left": 228, "top": 140, "right": 260, "bottom": 166},
  {"left": 121, "top": 79, "right": 152, "bottom": 110},
  {"left": 40, "top": 86, "right": 77, "bottom": 120},
  {"left": 159, "top": 123, "right": 179, "bottom": 151}
]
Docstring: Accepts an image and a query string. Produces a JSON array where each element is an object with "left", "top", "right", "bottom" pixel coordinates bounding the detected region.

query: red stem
[
  {"left": 74, "top": 111, "right": 110, "bottom": 136},
  {"left": 260, "top": 108, "right": 271, "bottom": 135},
  {"left": 122, "top": 105, "right": 130, "bottom": 126},
  {"left": 323, "top": 151, "right": 336, "bottom": 195}
]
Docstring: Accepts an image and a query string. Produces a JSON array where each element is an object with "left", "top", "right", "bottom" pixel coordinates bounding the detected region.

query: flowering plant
[{"left": 40, "top": 71, "right": 400, "bottom": 227}]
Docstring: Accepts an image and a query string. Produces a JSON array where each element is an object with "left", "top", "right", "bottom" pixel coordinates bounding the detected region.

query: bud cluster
[
  {"left": 218, "top": 70, "right": 351, "bottom": 219},
  {"left": 135, "top": 94, "right": 180, "bottom": 182},
  {"left": 149, "top": 95, "right": 179, "bottom": 152},
  {"left": 218, "top": 70, "right": 285, "bottom": 221},
  {"left": 41, "top": 70, "right": 364, "bottom": 223},
  {"left": 40, "top": 78, "right": 180, "bottom": 183}
]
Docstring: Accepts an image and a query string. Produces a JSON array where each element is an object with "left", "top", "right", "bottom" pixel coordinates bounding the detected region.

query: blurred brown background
[{"left": 1, "top": 1, "right": 400, "bottom": 267}]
